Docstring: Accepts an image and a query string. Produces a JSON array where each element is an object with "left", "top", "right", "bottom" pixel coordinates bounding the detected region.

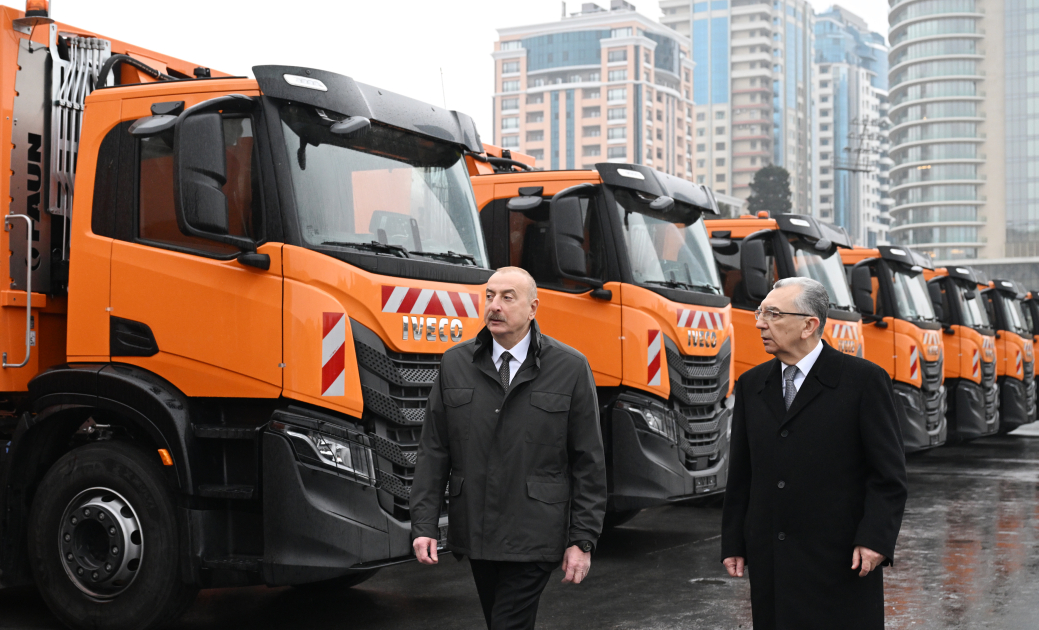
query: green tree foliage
[{"left": 746, "top": 165, "right": 792, "bottom": 214}]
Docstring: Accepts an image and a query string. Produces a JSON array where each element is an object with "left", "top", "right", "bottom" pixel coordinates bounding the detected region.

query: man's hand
[
  {"left": 413, "top": 537, "right": 439, "bottom": 565},
  {"left": 851, "top": 546, "right": 885, "bottom": 577},
  {"left": 561, "top": 545, "right": 591, "bottom": 584},
  {"left": 723, "top": 556, "right": 745, "bottom": 578}
]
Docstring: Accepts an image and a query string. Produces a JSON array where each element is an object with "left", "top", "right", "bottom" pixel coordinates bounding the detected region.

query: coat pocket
[
  {"left": 526, "top": 477, "right": 570, "bottom": 504},
  {"left": 526, "top": 391, "right": 571, "bottom": 446},
  {"left": 442, "top": 388, "right": 474, "bottom": 440},
  {"left": 449, "top": 473, "right": 464, "bottom": 496}
]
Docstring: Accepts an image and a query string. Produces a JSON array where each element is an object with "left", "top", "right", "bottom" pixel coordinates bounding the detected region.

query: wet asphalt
[{"left": 4, "top": 434, "right": 1039, "bottom": 629}]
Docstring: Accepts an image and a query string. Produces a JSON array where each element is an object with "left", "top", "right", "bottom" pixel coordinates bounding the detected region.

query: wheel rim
[{"left": 58, "top": 487, "right": 144, "bottom": 600}]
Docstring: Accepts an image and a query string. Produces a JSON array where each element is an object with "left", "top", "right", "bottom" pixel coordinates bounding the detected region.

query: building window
[
  {"left": 644, "top": 51, "right": 651, "bottom": 63},
  {"left": 501, "top": 40, "right": 522, "bottom": 51},
  {"left": 716, "top": 174, "right": 726, "bottom": 182},
  {"left": 716, "top": 158, "right": 725, "bottom": 166},
  {"left": 697, "top": 159, "right": 705, "bottom": 168},
  {"left": 657, "top": 92, "right": 663, "bottom": 103},
  {"left": 583, "top": 145, "right": 602, "bottom": 157},
  {"left": 820, "top": 124, "right": 829, "bottom": 131},
  {"left": 583, "top": 106, "right": 601, "bottom": 118},
  {"left": 715, "top": 142, "right": 725, "bottom": 150},
  {"left": 656, "top": 110, "right": 664, "bottom": 122},
  {"left": 697, "top": 175, "right": 705, "bottom": 183},
  {"left": 526, "top": 111, "right": 544, "bottom": 123},
  {"left": 502, "top": 80, "right": 520, "bottom": 92},
  {"left": 611, "top": 27, "right": 633, "bottom": 38},
  {"left": 821, "top": 195, "right": 831, "bottom": 203},
  {"left": 820, "top": 81, "right": 829, "bottom": 88},
  {"left": 715, "top": 126, "right": 725, "bottom": 135},
  {"left": 820, "top": 65, "right": 829, "bottom": 74},
  {"left": 821, "top": 152, "right": 829, "bottom": 160},
  {"left": 715, "top": 111, "right": 725, "bottom": 119},
  {"left": 697, "top": 128, "right": 706, "bottom": 137},
  {"left": 656, "top": 148, "right": 663, "bottom": 159},
  {"left": 821, "top": 138, "right": 829, "bottom": 146},
  {"left": 583, "top": 125, "right": 601, "bottom": 137},
  {"left": 502, "top": 61, "right": 520, "bottom": 74},
  {"left": 751, "top": 141, "right": 758, "bottom": 148},
  {"left": 821, "top": 96, "right": 829, "bottom": 103},
  {"left": 608, "top": 49, "right": 627, "bottom": 63},
  {"left": 607, "top": 127, "right": 627, "bottom": 140},
  {"left": 697, "top": 112, "right": 706, "bottom": 121},
  {"left": 656, "top": 129, "right": 663, "bottom": 140},
  {"left": 583, "top": 88, "right": 600, "bottom": 99},
  {"left": 607, "top": 88, "right": 627, "bottom": 102},
  {"left": 608, "top": 69, "right": 627, "bottom": 82},
  {"left": 501, "top": 136, "right": 519, "bottom": 148},
  {"left": 697, "top": 144, "right": 706, "bottom": 152},
  {"left": 501, "top": 98, "right": 518, "bottom": 111},
  {"left": 607, "top": 107, "right": 627, "bottom": 121},
  {"left": 821, "top": 167, "right": 829, "bottom": 174},
  {"left": 821, "top": 109, "right": 830, "bottom": 117},
  {"left": 751, "top": 157, "right": 757, "bottom": 164},
  {"left": 526, "top": 130, "right": 544, "bottom": 142},
  {"left": 608, "top": 146, "right": 627, "bottom": 159},
  {"left": 527, "top": 94, "right": 544, "bottom": 105},
  {"left": 502, "top": 117, "right": 519, "bottom": 130},
  {"left": 528, "top": 149, "right": 544, "bottom": 161}
]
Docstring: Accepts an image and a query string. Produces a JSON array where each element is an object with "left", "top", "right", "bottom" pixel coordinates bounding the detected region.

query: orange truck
[
  {"left": 469, "top": 155, "right": 733, "bottom": 524},
  {"left": 704, "top": 213, "right": 864, "bottom": 379},
  {"left": 981, "top": 279, "right": 1037, "bottom": 430},
  {"left": 1024, "top": 290, "right": 1039, "bottom": 413},
  {"left": 0, "top": 3, "right": 492, "bottom": 628},
  {"left": 924, "top": 265, "right": 1000, "bottom": 440},
  {"left": 840, "top": 247, "right": 948, "bottom": 451}
]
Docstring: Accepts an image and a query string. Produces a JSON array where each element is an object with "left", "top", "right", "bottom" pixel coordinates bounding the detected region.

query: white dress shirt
[
  {"left": 780, "top": 339, "right": 824, "bottom": 398},
  {"left": 492, "top": 328, "right": 532, "bottom": 386}
]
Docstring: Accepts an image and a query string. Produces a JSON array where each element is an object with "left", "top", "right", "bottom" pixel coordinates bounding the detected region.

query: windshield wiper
[
  {"left": 828, "top": 302, "right": 854, "bottom": 312},
  {"left": 322, "top": 241, "right": 410, "bottom": 258},
  {"left": 411, "top": 250, "right": 477, "bottom": 266},
  {"left": 644, "top": 279, "right": 720, "bottom": 294}
]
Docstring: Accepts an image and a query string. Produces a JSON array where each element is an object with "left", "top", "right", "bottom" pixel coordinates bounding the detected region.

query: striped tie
[
  {"left": 783, "top": 365, "right": 799, "bottom": 411},
  {"left": 499, "top": 351, "right": 513, "bottom": 393}
]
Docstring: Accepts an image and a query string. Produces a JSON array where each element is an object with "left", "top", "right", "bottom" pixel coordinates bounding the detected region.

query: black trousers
[{"left": 469, "top": 559, "right": 555, "bottom": 630}]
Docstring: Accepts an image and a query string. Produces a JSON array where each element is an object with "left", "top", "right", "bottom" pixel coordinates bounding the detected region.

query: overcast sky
[{"left": 56, "top": 0, "right": 889, "bottom": 136}]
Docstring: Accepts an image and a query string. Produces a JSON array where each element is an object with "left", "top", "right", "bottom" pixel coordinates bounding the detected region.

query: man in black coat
[
  {"left": 411, "top": 267, "right": 607, "bottom": 630},
  {"left": 721, "top": 276, "right": 908, "bottom": 630}
]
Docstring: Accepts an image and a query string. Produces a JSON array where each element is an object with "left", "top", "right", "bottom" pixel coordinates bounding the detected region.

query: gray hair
[
  {"left": 491, "top": 266, "right": 538, "bottom": 301},
  {"left": 773, "top": 277, "right": 828, "bottom": 335}
]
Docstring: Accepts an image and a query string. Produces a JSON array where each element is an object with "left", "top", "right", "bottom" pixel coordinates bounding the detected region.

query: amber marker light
[
  {"left": 25, "top": 0, "right": 49, "bottom": 17},
  {"left": 158, "top": 449, "right": 174, "bottom": 466}
]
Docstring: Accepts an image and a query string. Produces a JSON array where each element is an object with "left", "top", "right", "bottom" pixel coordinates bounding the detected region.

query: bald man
[{"left": 411, "top": 267, "right": 607, "bottom": 630}]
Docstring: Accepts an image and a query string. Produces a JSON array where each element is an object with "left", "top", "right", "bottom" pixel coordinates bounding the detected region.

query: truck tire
[
  {"left": 292, "top": 568, "right": 379, "bottom": 591},
  {"left": 27, "top": 441, "right": 198, "bottom": 630}
]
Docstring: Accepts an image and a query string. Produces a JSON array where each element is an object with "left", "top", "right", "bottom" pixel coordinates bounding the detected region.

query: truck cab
[
  {"left": 841, "top": 247, "right": 948, "bottom": 451},
  {"left": 470, "top": 159, "right": 733, "bottom": 522},
  {"left": 923, "top": 266, "right": 1000, "bottom": 440},
  {"left": 1024, "top": 291, "right": 1039, "bottom": 413},
  {"left": 705, "top": 213, "right": 864, "bottom": 379},
  {"left": 981, "top": 279, "right": 1038, "bottom": 430},
  {"left": 0, "top": 9, "right": 491, "bottom": 627}
]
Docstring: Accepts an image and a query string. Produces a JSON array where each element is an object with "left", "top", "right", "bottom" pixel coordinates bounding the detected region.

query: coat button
[
  {"left": 778, "top": 481, "right": 785, "bottom": 489},
  {"left": 781, "top": 430, "right": 789, "bottom": 438},
  {"left": 778, "top": 532, "right": 786, "bottom": 541},
  {"left": 495, "top": 409, "right": 499, "bottom": 413}
]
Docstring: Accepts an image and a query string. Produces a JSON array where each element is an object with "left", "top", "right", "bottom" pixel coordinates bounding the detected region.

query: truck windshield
[
  {"left": 889, "top": 268, "right": 936, "bottom": 322},
  {"left": 280, "top": 104, "right": 487, "bottom": 267},
  {"left": 1000, "top": 294, "right": 1031, "bottom": 337},
  {"left": 952, "top": 282, "right": 990, "bottom": 328},
  {"left": 611, "top": 188, "right": 722, "bottom": 294},
  {"left": 784, "top": 239, "right": 855, "bottom": 310}
]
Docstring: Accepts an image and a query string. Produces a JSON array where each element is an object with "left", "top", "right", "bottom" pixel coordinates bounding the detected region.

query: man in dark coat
[
  {"left": 721, "top": 276, "right": 908, "bottom": 630},
  {"left": 411, "top": 267, "right": 607, "bottom": 630}
]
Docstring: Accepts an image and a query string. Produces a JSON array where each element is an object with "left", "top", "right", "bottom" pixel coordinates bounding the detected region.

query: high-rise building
[
  {"left": 812, "top": 6, "right": 891, "bottom": 247},
  {"left": 660, "top": 0, "right": 814, "bottom": 208},
  {"left": 887, "top": 0, "right": 1005, "bottom": 261},
  {"left": 492, "top": 1, "right": 695, "bottom": 177}
]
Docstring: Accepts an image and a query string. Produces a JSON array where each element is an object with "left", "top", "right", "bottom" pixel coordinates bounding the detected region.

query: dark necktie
[
  {"left": 783, "top": 364, "right": 799, "bottom": 410},
  {"left": 499, "top": 351, "right": 513, "bottom": 393}
]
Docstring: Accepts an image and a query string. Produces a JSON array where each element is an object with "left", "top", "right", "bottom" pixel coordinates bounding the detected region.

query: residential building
[
  {"left": 492, "top": 1, "right": 695, "bottom": 177},
  {"left": 660, "top": 0, "right": 814, "bottom": 209},
  {"left": 812, "top": 6, "right": 892, "bottom": 247}
]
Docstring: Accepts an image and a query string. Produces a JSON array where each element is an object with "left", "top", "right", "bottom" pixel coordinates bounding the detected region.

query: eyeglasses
[{"left": 753, "top": 308, "right": 814, "bottom": 322}]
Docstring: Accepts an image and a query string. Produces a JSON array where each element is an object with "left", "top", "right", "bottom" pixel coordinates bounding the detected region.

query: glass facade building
[{"left": 1004, "top": 0, "right": 1039, "bottom": 257}]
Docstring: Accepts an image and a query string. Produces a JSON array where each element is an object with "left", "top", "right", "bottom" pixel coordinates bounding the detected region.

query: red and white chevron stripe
[
  {"left": 676, "top": 308, "right": 724, "bottom": 330},
  {"left": 972, "top": 348, "right": 980, "bottom": 379},
  {"left": 647, "top": 330, "right": 662, "bottom": 386},
  {"left": 909, "top": 345, "right": 919, "bottom": 381},
  {"left": 322, "top": 312, "right": 346, "bottom": 397},
  {"left": 381, "top": 286, "right": 479, "bottom": 318},
  {"left": 831, "top": 323, "right": 859, "bottom": 340},
  {"left": 1016, "top": 350, "right": 1023, "bottom": 377}
]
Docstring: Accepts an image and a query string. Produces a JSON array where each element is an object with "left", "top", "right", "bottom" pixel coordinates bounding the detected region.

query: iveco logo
[
  {"left": 687, "top": 329, "right": 718, "bottom": 348},
  {"left": 836, "top": 340, "right": 858, "bottom": 354},
  {"left": 403, "top": 316, "right": 463, "bottom": 342}
]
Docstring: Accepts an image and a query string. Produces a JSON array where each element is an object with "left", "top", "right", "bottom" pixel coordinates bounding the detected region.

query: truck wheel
[
  {"left": 28, "top": 441, "right": 198, "bottom": 630},
  {"left": 292, "top": 568, "right": 379, "bottom": 591},
  {"left": 602, "top": 509, "right": 642, "bottom": 530}
]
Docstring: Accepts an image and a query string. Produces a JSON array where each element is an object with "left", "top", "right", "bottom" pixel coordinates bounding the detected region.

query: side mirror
[
  {"left": 548, "top": 184, "right": 601, "bottom": 288},
  {"left": 740, "top": 237, "right": 770, "bottom": 302},
  {"left": 927, "top": 281, "right": 944, "bottom": 321},
  {"left": 850, "top": 262, "right": 875, "bottom": 316},
  {"left": 507, "top": 196, "right": 543, "bottom": 213},
  {"left": 964, "top": 289, "right": 977, "bottom": 300}
]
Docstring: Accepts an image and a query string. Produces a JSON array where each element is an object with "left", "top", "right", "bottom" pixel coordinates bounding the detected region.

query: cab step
[
  {"left": 201, "top": 555, "right": 262, "bottom": 572},
  {"left": 198, "top": 484, "right": 256, "bottom": 500}
]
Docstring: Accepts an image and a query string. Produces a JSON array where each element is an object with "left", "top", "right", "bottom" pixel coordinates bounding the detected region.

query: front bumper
[
  {"left": 946, "top": 379, "right": 999, "bottom": 441},
  {"left": 261, "top": 431, "right": 439, "bottom": 586},
  {"left": 608, "top": 396, "right": 732, "bottom": 512},
  {"left": 894, "top": 382, "right": 947, "bottom": 453},
  {"left": 999, "top": 376, "right": 1038, "bottom": 432}
]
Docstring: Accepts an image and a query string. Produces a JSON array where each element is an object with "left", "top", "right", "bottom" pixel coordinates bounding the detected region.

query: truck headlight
[
  {"left": 617, "top": 401, "right": 679, "bottom": 443},
  {"left": 273, "top": 421, "right": 377, "bottom": 485}
]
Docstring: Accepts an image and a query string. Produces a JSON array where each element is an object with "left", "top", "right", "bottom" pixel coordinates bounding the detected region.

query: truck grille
[
  {"left": 356, "top": 339, "right": 442, "bottom": 522},
  {"left": 921, "top": 356, "right": 943, "bottom": 394},
  {"left": 665, "top": 337, "right": 731, "bottom": 472},
  {"left": 981, "top": 359, "right": 999, "bottom": 425}
]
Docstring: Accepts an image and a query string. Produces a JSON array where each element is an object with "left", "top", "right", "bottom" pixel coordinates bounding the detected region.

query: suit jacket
[
  {"left": 721, "top": 341, "right": 908, "bottom": 630},
  {"left": 410, "top": 320, "right": 607, "bottom": 562}
]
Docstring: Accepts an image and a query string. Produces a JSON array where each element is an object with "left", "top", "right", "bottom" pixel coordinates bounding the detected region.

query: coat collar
[
  {"left": 758, "top": 340, "right": 844, "bottom": 425},
  {"left": 473, "top": 320, "right": 543, "bottom": 398},
  {"left": 474, "top": 319, "right": 543, "bottom": 370}
]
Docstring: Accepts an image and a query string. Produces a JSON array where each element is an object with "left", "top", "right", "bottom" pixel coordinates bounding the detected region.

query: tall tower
[{"left": 660, "top": 0, "right": 814, "bottom": 210}]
